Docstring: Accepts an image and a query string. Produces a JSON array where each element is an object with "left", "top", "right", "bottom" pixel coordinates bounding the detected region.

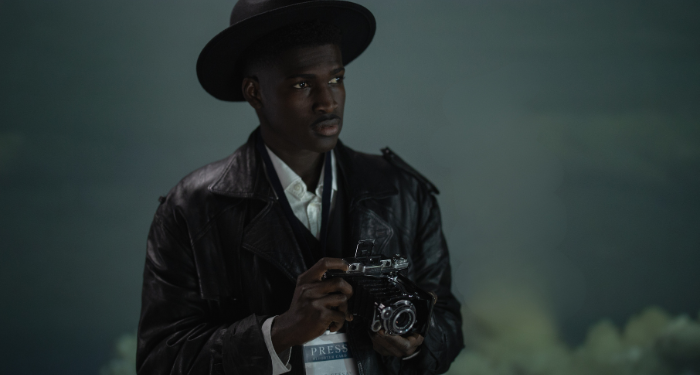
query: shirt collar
[{"left": 264, "top": 145, "right": 338, "bottom": 200}]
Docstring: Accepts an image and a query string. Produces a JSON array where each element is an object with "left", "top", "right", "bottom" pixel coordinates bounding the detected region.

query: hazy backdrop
[{"left": 1, "top": 1, "right": 698, "bottom": 374}]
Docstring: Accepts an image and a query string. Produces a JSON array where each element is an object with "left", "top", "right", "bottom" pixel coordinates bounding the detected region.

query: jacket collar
[
  {"left": 208, "top": 130, "right": 275, "bottom": 201},
  {"left": 334, "top": 138, "right": 399, "bottom": 207},
  {"left": 208, "top": 128, "right": 398, "bottom": 204}
]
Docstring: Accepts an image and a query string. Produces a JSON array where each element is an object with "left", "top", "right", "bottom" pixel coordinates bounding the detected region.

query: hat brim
[{"left": 196, "top": 1, "right": 376, "bottom": 102}]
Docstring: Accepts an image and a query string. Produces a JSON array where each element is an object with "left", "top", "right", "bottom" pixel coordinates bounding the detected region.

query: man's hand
[
  {"left": 271, "top": 257, "right": 354, "bottom": 354},
  {"left": 370, "top": 330, "right": 424, "bottom": 358}
]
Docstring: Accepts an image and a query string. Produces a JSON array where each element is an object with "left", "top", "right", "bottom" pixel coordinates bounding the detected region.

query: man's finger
[
  {"left": 372, "top": 340, "right": 395, "bottom": 357},
  {"left": 372, "top": 332, "right": 406, "bottom": 357},
  {"left": 318, "top": 293, "right": 348, "bottom": 308},
  {"left": 299, "top": 278, "right": 353, "bottom": 299},
  {"left": 373, "top": 331, "right": 423, "bottom": 356},
  {"left": 315, "top": 277, "right": 353, "bottom": 296},
  {"left": 331, "top": 299, "right": 354, "bottom": 321},
  {"left": 319, "top": 294, "right": 354, "bottom": 322},
  {"left": 297, "top": 257, "right": 348, "bottom": 284},
  {"left": 324, "top": 309, "right": 348, "bottom": 328},
  {"left": 404, "top": 333, "right": 424, "bottom": 348},
  {"left": 328, "top": 321, "right": 343, "bottom": 332},
  {"left": 377, "top": 330, "right": 409, "bottom": 348}
]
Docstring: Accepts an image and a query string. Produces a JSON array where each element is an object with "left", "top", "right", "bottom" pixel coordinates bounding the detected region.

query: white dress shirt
[
  {"left": 263, "top": 146, "right": 337, "bottom": 374},
  {"left": 265, "top": 145, "right": 338, "bottom": 238}
]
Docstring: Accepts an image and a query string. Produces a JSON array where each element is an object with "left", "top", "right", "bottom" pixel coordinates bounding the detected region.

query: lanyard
[{"left": 256, "top": 131, "right": 333, "bottom": 267}]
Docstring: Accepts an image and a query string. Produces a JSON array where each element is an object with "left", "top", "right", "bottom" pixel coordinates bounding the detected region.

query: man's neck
[{"left": 261, "top": 131, "right": 324, "bottom": 191}]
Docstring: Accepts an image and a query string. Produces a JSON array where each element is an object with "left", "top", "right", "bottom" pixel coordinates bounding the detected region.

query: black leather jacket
[{"left": 137, "top": 131, "right": 464, "bottom": 375}]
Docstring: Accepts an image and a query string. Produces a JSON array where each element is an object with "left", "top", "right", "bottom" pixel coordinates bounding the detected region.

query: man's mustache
[{"left": 311, "top": 114, "right": 342, "bottom": 127}]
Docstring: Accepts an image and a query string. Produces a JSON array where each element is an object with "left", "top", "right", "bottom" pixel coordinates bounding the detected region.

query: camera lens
[
  {"left": 394, "top": 311, "right": 412, "bottom": 330},
  {"left": 387, "top": 300, "right": 416, "bottom": 335}
]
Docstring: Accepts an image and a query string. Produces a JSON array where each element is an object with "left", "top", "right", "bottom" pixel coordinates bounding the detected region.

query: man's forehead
[{"left": 273, "top": 44, "right": 344, "bottom": 75}]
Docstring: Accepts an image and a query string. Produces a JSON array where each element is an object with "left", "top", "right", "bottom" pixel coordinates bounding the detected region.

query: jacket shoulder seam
[{"left": 380, "top": 147, "right": 440, "bottom": 195}]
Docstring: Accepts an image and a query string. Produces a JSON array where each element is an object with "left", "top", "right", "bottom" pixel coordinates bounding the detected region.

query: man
[{"left": 137, "top": 1, "right": 463, "bottom": 374}]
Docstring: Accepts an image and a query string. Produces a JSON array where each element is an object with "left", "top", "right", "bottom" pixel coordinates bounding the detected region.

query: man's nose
[{"left": 312, "top": 83, "right": 338, "bottom": 114}]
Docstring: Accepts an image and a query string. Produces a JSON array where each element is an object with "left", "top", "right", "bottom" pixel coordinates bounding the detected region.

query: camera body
[{"left": 325, "top": 240, "right": 435, "bottom": 336}]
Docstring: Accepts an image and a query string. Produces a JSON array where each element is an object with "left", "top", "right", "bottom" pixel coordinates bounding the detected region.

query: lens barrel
[{"left": 381, "top": 300, "right": 417, "bottom": 335}]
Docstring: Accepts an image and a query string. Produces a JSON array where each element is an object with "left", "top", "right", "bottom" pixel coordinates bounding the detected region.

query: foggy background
[{"left": 1, "top": 1, "right": 699, "bottom": 374}]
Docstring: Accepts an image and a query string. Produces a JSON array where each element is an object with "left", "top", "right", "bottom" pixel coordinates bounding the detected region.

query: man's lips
[{"left": 311, "top": 116, "right": 342, "bottom": 136}]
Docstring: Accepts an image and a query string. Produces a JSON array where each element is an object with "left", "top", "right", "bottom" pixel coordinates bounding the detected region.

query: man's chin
[
  {"left": 310, "top": 125, "right": 341, "bottom": 151},
  {"left": 311, "top": 135, "right": 340, "bottom": 153}
]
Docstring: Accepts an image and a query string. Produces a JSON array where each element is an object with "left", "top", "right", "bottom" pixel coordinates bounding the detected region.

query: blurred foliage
[
  {"left": 101, "top": 305, "right": 700, "bottom": 375},
  {"left": 447, "top": 303, "right": 700, "bottom": 375},
  {"left": 100, "top": 332, "right": 137, "bottom": 375}
]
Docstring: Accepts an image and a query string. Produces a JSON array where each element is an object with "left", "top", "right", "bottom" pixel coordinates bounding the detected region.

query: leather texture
[{"left": 137, "top": 130, "right": 464, "bottom": 374}]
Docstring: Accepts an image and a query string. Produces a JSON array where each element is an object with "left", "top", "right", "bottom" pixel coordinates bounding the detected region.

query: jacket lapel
[
  {"left": 334, "top": 141, "right": 399, "bottom": 255},
  {"left": 334, "top": 140, "right": 399, "bottom": 208},
  {"left": 209, "top": 130, "right": 309, "bottom": 282},
  {"left": 351, "top": 206, "right": 394, "bottom": 255},
  {"left": 207, "top": 131, "right": 401, "bottom": 282},
  {"left": 240, "top": 201, "right": 308, "bottom": 282}
]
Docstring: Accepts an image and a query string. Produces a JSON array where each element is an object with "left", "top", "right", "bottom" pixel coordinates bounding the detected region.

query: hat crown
[
  {"left": 230, "top": 0, "right": 317, "bottom": 25},
  {"left": 200, "top": 0, "right": 375, "bottom": 101}
]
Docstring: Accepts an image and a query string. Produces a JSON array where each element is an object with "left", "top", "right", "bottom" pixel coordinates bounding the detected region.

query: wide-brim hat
[{"left": 196, "top": 0, "right": 376, "bottom": 102}]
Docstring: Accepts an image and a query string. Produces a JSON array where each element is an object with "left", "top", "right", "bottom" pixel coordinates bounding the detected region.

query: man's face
[{"left": 250, "top": 43, "right": 345, "bottom": 154}]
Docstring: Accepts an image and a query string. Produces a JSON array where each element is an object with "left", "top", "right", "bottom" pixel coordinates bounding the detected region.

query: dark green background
[{"left": 1, "top": 1, "right": 698, "bottom": 374}]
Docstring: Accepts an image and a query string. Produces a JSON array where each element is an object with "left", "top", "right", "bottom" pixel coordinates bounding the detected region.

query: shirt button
[{"left": 293, "top": 184, "right": 302, "bottom": 192}]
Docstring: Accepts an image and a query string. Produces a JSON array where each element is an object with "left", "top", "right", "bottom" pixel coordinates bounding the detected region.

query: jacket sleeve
[
  {"left": 136, "top": 207, "right": 273, "bottom": 375},
  {"left": 384, "top": 188, "right": 465, "bottom": 374}
]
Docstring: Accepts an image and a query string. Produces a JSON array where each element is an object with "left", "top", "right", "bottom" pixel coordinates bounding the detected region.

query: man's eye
[
  {"left": 329, "top": 76, "right": 344, "bottom": 84},
  {"left": 293, "top": 82, "right": 308, "bottom": 89}
]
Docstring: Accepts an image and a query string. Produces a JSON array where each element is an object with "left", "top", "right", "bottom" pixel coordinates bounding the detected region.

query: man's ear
[{"left": 241, "top": 76, "right": 263, "bottom": 109}]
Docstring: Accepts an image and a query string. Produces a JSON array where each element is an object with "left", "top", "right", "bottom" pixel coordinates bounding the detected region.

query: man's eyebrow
[{"left": 285, "top": 67, "right": 345, "bottom": 79}]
